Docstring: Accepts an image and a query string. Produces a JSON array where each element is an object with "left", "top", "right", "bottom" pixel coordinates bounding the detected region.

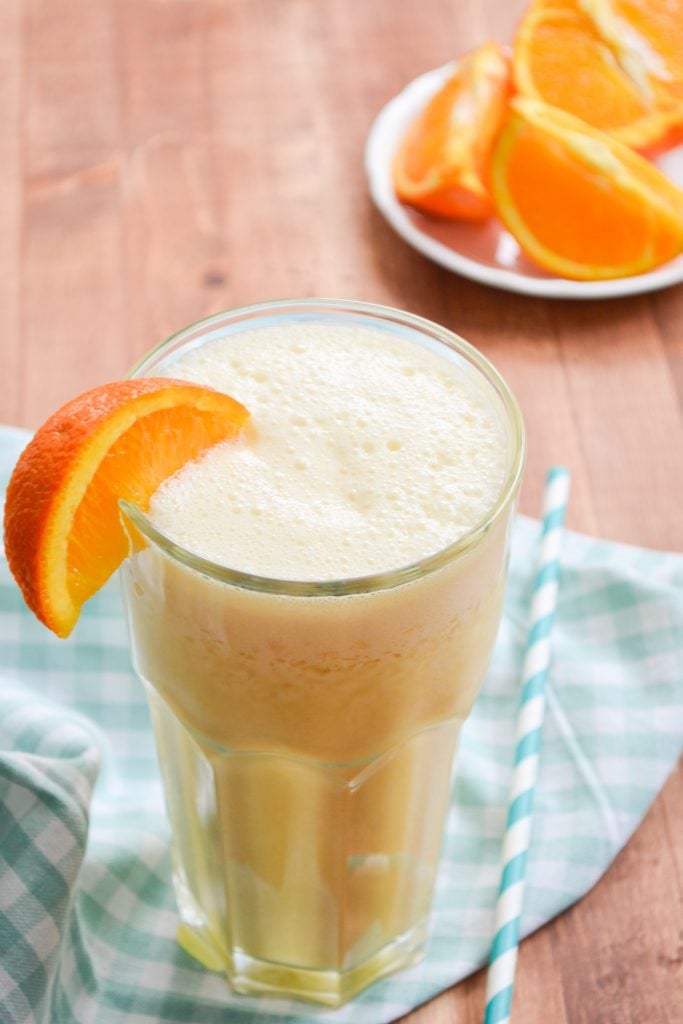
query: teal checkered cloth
[{"left": 1, "top": 425, "right": 681, "bottom": 1024}]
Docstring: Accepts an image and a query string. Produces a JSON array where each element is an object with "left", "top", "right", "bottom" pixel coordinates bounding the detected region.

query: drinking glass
[{"left": 120, "top": 299, "right": 524, "bottom": 1006}]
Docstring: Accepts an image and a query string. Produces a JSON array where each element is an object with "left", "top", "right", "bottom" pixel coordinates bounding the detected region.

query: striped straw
[{"left": 483, "top": 466, "right": 571, "bottom": 1024}]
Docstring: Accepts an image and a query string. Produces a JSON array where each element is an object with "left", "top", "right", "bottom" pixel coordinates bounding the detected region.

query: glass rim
[{"left": 124, "top": 297, "right": 525, "bottom": 597}]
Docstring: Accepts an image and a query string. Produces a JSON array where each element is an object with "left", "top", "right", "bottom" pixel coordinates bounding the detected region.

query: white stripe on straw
[{"left": 483, "top": 466, "right": 571, "bottom": 1024}]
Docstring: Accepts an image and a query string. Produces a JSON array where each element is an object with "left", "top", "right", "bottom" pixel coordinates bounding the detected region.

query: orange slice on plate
[
  {"left": 393, "top": 41, "right": 512, "bottom": 220},
  {"left": 490, "top": 97, "right": 683, "bottom": 280},
  {"left": 4, "top": 379, "right": 249, "bottom": 637},
  {"left": 513, "top": 0, "right": 683, "bottom": 153},
  {"left": 582, "top": 0, "right": 683, "bottom": 106}
]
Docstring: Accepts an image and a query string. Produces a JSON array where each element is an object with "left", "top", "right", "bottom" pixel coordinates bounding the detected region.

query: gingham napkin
[{"left": 1, "top": 425, "right": 681, "bottom": 1024}]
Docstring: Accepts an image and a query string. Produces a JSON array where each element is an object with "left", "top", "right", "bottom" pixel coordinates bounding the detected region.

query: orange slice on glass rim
[
  {"left": 490, "top": 97, "right": 683, "bottom": 280},
  {"left": 513, "top": 0, "right": 683, "bottom": 154},
  {"left": 3, "top": 379, "right": 249, "bottom": 638},
  {"left": 393, "top": 41, "right": 512, "bottom": 220}
]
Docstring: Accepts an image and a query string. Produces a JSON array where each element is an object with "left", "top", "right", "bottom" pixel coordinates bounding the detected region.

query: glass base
[
  {"left": 177, "top": 915, "right": 429, "bottom": 1007},
  {"left": 148, "top": 684, "right": 457, "bottom": 1006}
]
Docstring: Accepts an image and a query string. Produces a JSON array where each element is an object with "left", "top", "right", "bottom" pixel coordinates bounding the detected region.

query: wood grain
[
  {"left": 0, "top": 0, "right": 23, "bottom": 429},
  {"left": 1, "top": 1, "right": 681, "bottom": 1021}
]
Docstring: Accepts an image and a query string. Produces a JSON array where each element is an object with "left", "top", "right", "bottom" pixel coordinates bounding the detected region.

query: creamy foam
[{"left": 149, "top": 322, "right": 507, "bottom": 579}]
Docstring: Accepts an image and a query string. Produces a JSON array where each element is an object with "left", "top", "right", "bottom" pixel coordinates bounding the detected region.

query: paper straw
[{"left": 483, "top": 466, "right": 571, "bottom": 1024}]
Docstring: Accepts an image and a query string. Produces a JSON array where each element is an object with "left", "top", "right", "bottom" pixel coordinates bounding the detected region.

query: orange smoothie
[{"left": 120, "top": 301, "right": 523, "bottom": 1005}]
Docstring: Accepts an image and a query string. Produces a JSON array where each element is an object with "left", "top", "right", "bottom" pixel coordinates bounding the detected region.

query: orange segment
[
  {"left": 583, "top": 0, "right": 683, "bottom": 105},
  {"left": 513, "top": 0, "right": 683, "bottom": 152},
  {"left": 393, "top": 41, "right": 512, "bottom": 220},
  {"left": 490, "top": 97, "right": 683, "bottom": 279},
  {"left": 4, "top": 379, "right": 249, "bottom": 637}
]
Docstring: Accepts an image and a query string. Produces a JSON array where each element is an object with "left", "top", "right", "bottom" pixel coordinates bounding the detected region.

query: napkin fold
[{"left": 0, "top": 425, "right": 681, "bottom": 1024}]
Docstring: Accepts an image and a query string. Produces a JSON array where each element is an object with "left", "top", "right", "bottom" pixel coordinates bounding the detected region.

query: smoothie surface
[{"left": 150, "top": 322, "right": 507, "bottom": 579}]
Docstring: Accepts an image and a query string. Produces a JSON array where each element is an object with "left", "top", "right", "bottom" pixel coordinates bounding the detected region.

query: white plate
[{"left": 365, "top": 63, "right": 683, "bottom": 300}]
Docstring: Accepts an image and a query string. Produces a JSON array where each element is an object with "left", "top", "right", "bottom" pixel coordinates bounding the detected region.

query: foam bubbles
[{"left": 150, "top": 322, "right": 508, "bottom": 579}]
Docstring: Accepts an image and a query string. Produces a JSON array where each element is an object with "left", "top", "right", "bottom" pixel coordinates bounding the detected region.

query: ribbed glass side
[{"left": 145, "top": 683, "right": 461, "bottom": 1005}]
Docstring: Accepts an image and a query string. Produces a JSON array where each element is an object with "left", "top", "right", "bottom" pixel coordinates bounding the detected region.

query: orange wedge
[
  {"left": 490, "top": 97, "right": 683, "bottom": 280},
  {"left": 513, "top": 0, "right": 683, "bottom": 153},
  {"left": 583, "top": 0, "right": 683, "bottom": 106},
  {"left": 4, "top": 379, "right": 249, "bottom": 637},
  {"left": 393, "top": 41, "right": 512, "bottom": 220}
]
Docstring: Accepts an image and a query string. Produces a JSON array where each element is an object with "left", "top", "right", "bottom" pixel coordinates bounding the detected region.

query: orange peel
[
  {"left": 4, "top": 378, "right": 249, "bottom": 637},
  {"left": 393, "top": 41, "right": 512, "bottom": 220}
]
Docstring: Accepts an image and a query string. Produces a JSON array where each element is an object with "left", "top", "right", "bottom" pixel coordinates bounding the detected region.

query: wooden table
[{"left": 1, "top": 2, "right": 681, "bottom": 1021}]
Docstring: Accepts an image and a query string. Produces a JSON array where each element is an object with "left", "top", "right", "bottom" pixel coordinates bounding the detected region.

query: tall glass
[{"left": 120, "top": 300, "right": 524, "bottom": 1006}]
